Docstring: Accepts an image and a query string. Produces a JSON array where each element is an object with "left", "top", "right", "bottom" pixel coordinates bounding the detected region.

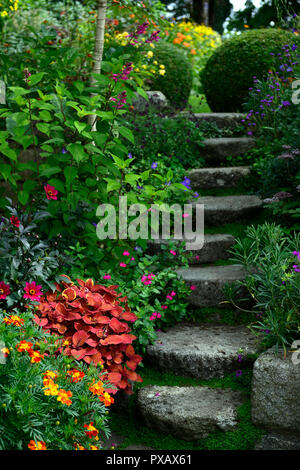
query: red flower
[
  {"left": 23, "top": 282, "right": 43, "bottom": 301},
  {"left": 0, "top": 281, "right": 10, "bottom": 300},
  {"left": 44, "top": 184, "right": 58, "bottom": 200},
  {"left": 10, "top": 216, "right": 20, "bottom": 228}
]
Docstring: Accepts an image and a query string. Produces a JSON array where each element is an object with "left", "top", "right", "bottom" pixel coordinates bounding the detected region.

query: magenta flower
[
  {"left": 190, "top": 285, "right": 196, "bottom": 291},
  {"left": 0, "top": 281, "right": 10, "bottom": 300},
  {"left": 170, "top": 250, "right": 177, "bottom": 256},
  {"left": 123, "top": 251, "right": 130, "bottom": 256},
  {"left": 120, "top": 262, "right": 127, "bottom": 268},
  {"left": 44, "top": 184, "right": 58, "bottom": 200},
  {"left": 103, "top": 274, "right": 111, "bottom": 280},
  {"left": 23, "top": 282, "right": 43, "bottom": 301}
]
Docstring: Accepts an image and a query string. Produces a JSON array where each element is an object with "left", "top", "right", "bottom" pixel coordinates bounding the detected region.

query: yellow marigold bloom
[
  {"left": 57, "top": 389, "right": 72, "bottom": 406},
  {"left": 99, "top": 392, "right": 114, "bottom": 407},
  {"left": 134, "top": 68, "right": 140, "bottom": 72},
  {"left": 147, "top": 50, "right": 153, "bottom": 58},
  {"left": 89, "top": 380, "right": 104, "bottom": 396},
  {"left": 159, "top": 64, "right": 165, "bottom": 69},
  {"left": 43, "top": 370, "right": 58, "bottom": 380},
  {"left": 67, "top": 369, "right": 85, "bottom": 383},
  {"left": 1, "top": 11, "right": 8, "bottom": 17},
  {"left": 3, "top": 315, "right": 24, "bottom": 327},
  {"left": 84, "top": 422, "right": 99, "bottom": 441},
  {"left": 149, "top": 43, "right": 155, "bottom": 48},
  {"left": 90, "top": 445, "right": 99, "bottom": 450},
  {"left": 153, "top": 60, "right": 158, "bottom": 65},
  {"left": 28, "top": 440, "right": 46, "bottom": 451},
  {"left": 150, "top": 69, "right": 156, "bottom": 74},
  {"left": 16, "top": 340, "right": 33, "bottom": 352},
  {"left": 159, "top": 69, "right": 166, "bottom": 76},
  {"left": 1, "top": 347, "right": 10, "bottom": 357}
]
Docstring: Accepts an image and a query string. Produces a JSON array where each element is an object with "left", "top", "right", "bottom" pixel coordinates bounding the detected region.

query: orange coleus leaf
[
  {"left": 121, "top": 311, "right": 137, "bottom": 322},
  {"left": 109, "top": 317, "right": 130, "bottom": 333},
  {"left": 72, "top": 330, "right": 89, "bottom": 348},
  {"left": 100, "top": 333, "right": 135, "bottom": 346},
  {"left": 34, "top": 315, "right": 48, "bottom": 327},
  {"left": 85, "top": 278, "right": 94, "bottom": 290},
  {"left": 107, "top": 372, "right": 122, "bottom": 385},
  {"left": 62, "top": 288, "right": 77, "bottom": 301}
]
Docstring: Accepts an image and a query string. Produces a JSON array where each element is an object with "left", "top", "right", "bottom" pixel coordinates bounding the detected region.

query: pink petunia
[
  {"left": 120, "top": 262, "right": 127, "bottom": 267},
  {"left": 161, "top": 305, "right": 168, "bottom": 310},
  {"left": 44, "top": 184, "right": 58, "bottom": 200},
  {"left": 103, "top": 274, "right": 111, "bottom": 280},
  {"left": 123, "top": 251, "right": 130, "bottom": 256},
  {"left": 170, "top": 250, "right": 177, "bottom": 256},
  {"left": 23, "top": 282, "right": 43, "bottom": 301},
  {"left": 190, "top": 285, "right": 196, "bottom": 290}
]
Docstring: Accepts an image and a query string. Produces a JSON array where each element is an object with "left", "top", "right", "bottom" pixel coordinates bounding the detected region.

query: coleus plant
[{"left": 34, "top": 275, "right": 142, "bottom": 394}]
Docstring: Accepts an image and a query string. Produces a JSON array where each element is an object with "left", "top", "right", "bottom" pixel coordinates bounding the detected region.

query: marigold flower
[
  {"left": 43, "top": 381, "right": 59, "bottom": 396},
  {"left": 67, "top": 369, "right": 85, "bottom": 383},
  {"left": 16, "top": 340, "right": 33, "bottom": 352},
  {"left": 28, "top": 350, "right": 44, "bottom": 363},
  {"left": 57, "top": 388, "right": 72, "bottom": 406},
  {"left": 1, "top": 347, "right": 10, "bottom": 357},
  {"left": 23, "top": 281, "right": 43, "bottom": 301},
  {"left": 84, "top": 422, "right": 99, "bottom": 440},
  {"left": 28, "top": 440, "right": 47, "bottom": 450},
  {"left": 0, "top": 281, "right": 10, "bottom": 300},
  {"left": 89, "top": 380, "right": 104, "bottom": 396},
  {"left": 3, "top": 314, "right": 23, "bottom": 326},
  {"left": 44, "top": 184, "right": 58, "bottom": 200},
  {"left": 99, "top": 392, "right": 114, "bottom": 407}
]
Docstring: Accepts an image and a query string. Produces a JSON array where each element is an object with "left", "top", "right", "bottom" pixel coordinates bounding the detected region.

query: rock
[
  {"left": 189, "top": 167, "right": 251, "bottom": 190},
  {"left": 137, "top": 385, "right": 246, "bottom": 440},
  {"left": 146, "top": 323, "right": 259, "bottom": 379},
  {"left": 148, "top": 233, "right": 235, "bottom": 265},
  {"left": 181, "top": 112, "right": 245, "bottom": 129},
  {"left": 193, "top": 195, "right": 263, "bottom": 225},
  {"left": 251, "top": 347, "right": 300, "bottom": 435},
  {"left": 176, "top": 264, "right": 247, "bottom": 307},
  {"left": 199, "top": 137, "right": 255, "bottom": 163},
  {"left": 132, "top": 91, "right": 168, "bottom": 113},
  {"left": 255, "top": 433, "right": 300, "bottom": 450}
]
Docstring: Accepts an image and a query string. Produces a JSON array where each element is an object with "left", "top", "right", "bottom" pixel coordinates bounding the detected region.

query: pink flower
[
  {"left": 23, "top": 282, "right": 43, "bottom": 301},
  {"left": 44, "top": 184, "right": 58, "bottom": 200},
  {"left": 190, "top": 285, "right": 196, "bottom": 290},
  {"left": 161, "top": 305, "right": 168, "bottom": 310},
  {"left": 103, "top": 274, "right": 111, "bottom": 280},
  {"left": 131, "top": 257, "right": 135, "bottom": 261},
  {"left": 166, "top": 295, "right": 173, "bottom": 300},
  {"left": 123, "top": 251, "right": 130, "bottom": 256},
  {"left": 157, "top": 313, "right": 161, "bottom": 318},
  {"left": 170, "top": 291, "right": 176, "bottom": 297},
  {"left": 0, "top": 281, "right": 10, "bottom": 300},
  {"left": 170, "top": 250, "right": 177, "bottom": 256},
  {"left": 182, "top": 213, "right": 189, "bottom": 218},
  {"left": 10, "top": 216, "right": 20, "bottom": 228},
  {"left": 120, "top": 263, "right": 127, "bottom": 268}
]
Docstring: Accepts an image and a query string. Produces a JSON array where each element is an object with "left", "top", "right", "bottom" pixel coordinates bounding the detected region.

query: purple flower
[
  {"left": 151, "top": 162, "right": 158, "bottom": 169},
  {"left": 62, "top": 147, "right": 67, "bottom": 154},
  {"left": 128, "top": 152, "right": 133, "bottom": 159},
  {"left": 282, "top": 100, "right": 291, "bottom": 107},
  {"left": 236, "top": 370, "right": 243, "bottom": 377}
]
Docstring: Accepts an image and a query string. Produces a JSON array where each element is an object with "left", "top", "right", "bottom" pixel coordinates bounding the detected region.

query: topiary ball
[
  {"left": 201, "top": 29, "right": 300, "bottom": 112},
  {"left": 148, "top": 41, "right": 193, "bottom": 109}
]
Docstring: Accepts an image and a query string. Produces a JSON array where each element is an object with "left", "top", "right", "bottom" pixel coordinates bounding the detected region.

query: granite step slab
[
  {"left": 199, "top": 137, "right": 255, "bottom": 163},
  {"left": 193, "top": 195, "right": 262, "bottom": 225},
  {"left": 137, "top": 385, "right": 246, "bottom": 441},
  {"left": 177, "top": 264, "right": 247, "bottom": 307},
  {"left": 148, "top": 233, "right": 235, "bottom": 265},
  {"left": 189, "top": 166, "right": 251, "bottom": 189},
  {"left": 146, "top": 323, "right": 259, "bottom": 379}
]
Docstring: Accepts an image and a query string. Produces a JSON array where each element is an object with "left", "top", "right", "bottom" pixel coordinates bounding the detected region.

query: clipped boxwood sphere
[
  {"left": 201, "top": 29, "right": 300, "bottom": 112},
  {"left": 148, "top": 41, "right": 193, "bottom": 109}
]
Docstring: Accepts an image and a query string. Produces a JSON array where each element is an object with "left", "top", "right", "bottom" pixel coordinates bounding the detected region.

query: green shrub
[
  {"left": 201, "top": 29, "right": 300, "bottom": 112},
  {"left": 147, "top": 41, "right": 193, "bottom": 109}
]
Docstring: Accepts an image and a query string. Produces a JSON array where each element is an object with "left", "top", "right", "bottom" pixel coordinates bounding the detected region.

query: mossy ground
[{"left": 109, "top": 366, "right": 264, "bottom": 450}]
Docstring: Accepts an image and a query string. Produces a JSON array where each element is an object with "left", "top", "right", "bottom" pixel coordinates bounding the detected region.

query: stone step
[
  {"left": 176, "top": 264, "right": 247, "bottom": 307},
  {"left": 199, "top": 137, "right": 255, "bottom": 163},
  {"left": 148, "top": 233, "right": 235, "bottom": 265},
  {"left": 137, "top": 385, "right": 246, "bottom": 441},
  {"left": 189, "top": 166, "right": 251, "bottom": 190},
  {"left": 146, "top": 323, "right": 259, "bottom": 380},
  {"left": 193, "top": 195, "right": 263, "bottom": 225},
  {"left": 179, "top": 112, "right": 244, "bottom": 129}
]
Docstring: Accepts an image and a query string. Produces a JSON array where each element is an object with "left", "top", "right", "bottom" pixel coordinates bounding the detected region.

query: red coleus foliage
[{"left": 34, "top": 276, "right": 142, "bottom": 394}]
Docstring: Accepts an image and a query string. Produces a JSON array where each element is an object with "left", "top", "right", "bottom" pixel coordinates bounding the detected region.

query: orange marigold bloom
[
  {"left": 28, "top": 440, "right": 47, "bottom": 450},
  {"left": 74, "top": 443, "right": 86, "bottom": 450},
  {"left": 28, "top": 350, "right": 44, "bottom": 364},
  {"left": 89, "top": 380, "right": 104, "bottom": 396},
  {"left": 90, "top": 445, "right": 99, "bottom": 450},
  {"left": 57, "top": 389, "right": 72, "bottom": 406},
  {"left": 43, "top": 370, "right": 58, "bottom": 380},
  {"left": 67, "top": 369, "right": 85, "bottom": 383},
  {"left": 16, "top": 340, "right": 33, "bottom": 352},
  {"left": 1, "top": 347, "right": 10, "bottom": 357},
  {"left": 99, "top": 392, "right": 114, "bottom": 407},
  {"left": 173, "top": 37, "right": 182, "bottom": 44},
  {"left": 190, "top": 49, "right": 196, "bottom": 55},
  {"left": 43, "top": 382, "right": 59, "bottom": 396},
  {"left": 84, "top": 422, "right": 99, "bottom": 441},
  {"left": 183, "top": 42, "right": 190, "bottom": 48},
  {"left": 3, "top": 315, "right": 24, "bottom": 327}
]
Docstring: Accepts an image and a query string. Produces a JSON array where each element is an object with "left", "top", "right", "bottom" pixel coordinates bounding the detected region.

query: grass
[{"left": 109, "top": 366, "right": 264, "bottom": 450}]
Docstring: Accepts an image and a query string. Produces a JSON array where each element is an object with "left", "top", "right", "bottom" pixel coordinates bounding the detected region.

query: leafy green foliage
[
  {"left": 201, "top": 28, "right": 300, "bottom": 111},
  {"left": 147, "top": 41, "right": 193, "bottom": 109}
]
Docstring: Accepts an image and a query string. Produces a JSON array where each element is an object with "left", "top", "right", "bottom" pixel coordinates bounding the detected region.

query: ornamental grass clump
[
  {"left": 0, "top": 308, "right": 112, "bottom": 450},
  {"left": 34, "top": 276, "right": 143, "bottom": 395}
]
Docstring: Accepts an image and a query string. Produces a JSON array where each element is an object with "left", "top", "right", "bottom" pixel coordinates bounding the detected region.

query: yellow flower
[
  {"left": 147, "top": 50, "right": 153, "bottom": 58},
  {"left": 149, "top": 43, "right": 155, "bottom": 49},
  {"left": 153, "top": 60, "right": 158, "bottom": 65},
  {"left": 159, "top": 64, "right": 165, "bottom": 69},
  {"left": 159, "top": 69, "right": 166, "bottom": 76},
  {"left": 1, "top": 11, "right": 8, "bottom": 17}
]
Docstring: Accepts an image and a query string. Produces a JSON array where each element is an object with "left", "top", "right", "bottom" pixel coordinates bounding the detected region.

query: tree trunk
[
  {"left": 88, "top": 0, "right": 107, "bottom": 130},
  {"left": 192, "top": 0, "right": 204, "bottom": 23}
]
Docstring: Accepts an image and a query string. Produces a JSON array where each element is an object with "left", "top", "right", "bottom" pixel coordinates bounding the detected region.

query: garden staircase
[{"left": 133, "top": 113, "right": 265, "bottom": 444}]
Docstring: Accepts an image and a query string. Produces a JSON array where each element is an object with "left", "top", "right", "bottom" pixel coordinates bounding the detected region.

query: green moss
[
  {"left": 109, "top": 367, "right": 264, "bottom": 450},
  {"left": 201, "top": 29, "right": 300, "bottom": 112},
  {"left": 148, "top": 42, "right": 193, "bottom": 109}
]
